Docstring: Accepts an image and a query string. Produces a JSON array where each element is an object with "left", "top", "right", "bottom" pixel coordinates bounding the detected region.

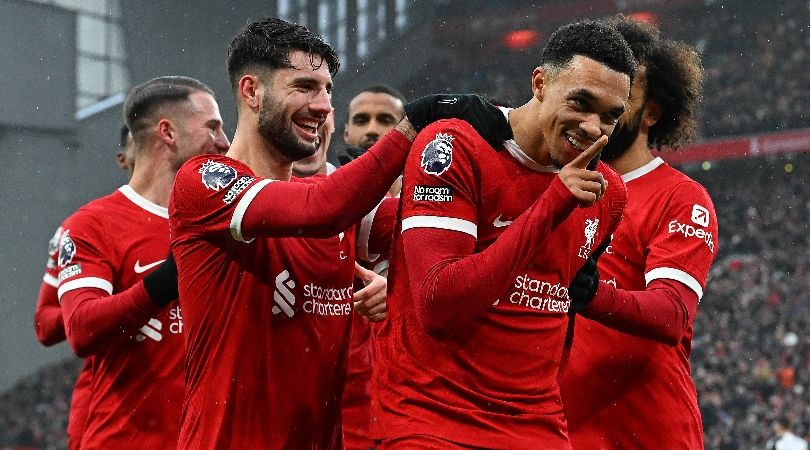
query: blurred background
[{"left": 0, "top": 0, "right": 807, "bottom": 448}]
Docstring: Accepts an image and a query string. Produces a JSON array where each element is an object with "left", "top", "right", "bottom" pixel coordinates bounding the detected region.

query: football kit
[
  {"left": 58, "top": 186, "right": 183, "bottom": 450},
  {"left": 170, "top": 131, "right": 411, "bottom": 449},
  {"left": 371, "top": 118, "right": 626, "bottom": 449},
  {"left": 560, "top": 157, "right": 719, "bottom": 450}
]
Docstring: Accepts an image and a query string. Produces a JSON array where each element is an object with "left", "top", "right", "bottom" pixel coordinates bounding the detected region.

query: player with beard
[
  {"left": 559, "top": 16, "right": 718, "bottom": 450},
  {"left": 371, "top": 20, "right": 635, "bottom": 449},
  {"left": 341, "top": 84, "right": 407, "bottom": 196},
  {"left": 169, "top": 17, "right": 507, "bottom": 450},
  {"left": 292, "top": 111, "right": 337, "bottom": 176}
]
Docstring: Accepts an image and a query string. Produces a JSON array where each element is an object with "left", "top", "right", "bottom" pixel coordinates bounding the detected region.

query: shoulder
[
  {"left": 62, "top": 190, "right": 122, "bottom": 230},
  {"left": 176, "top": 154, "right": 253, "bottom": 189},
  {"left": 411, "top": 120, "right": 490, "bottom": 175},
  {"left": 653, "top": 163, "right": 716, "bottom": 210}
]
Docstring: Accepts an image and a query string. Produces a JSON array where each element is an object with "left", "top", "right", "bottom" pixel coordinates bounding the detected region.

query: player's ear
[
  {"left": 642, "top": 99, "right": 662, "bottom": 127},
  {"left": 238, "top": 74, "right": 261, "bottom": 112},
  {"left": 531, "top": 67, "right": 546, "bottom": 101},
  {"left": 156, "top": 119, "right": 176, "bottom": 147}
]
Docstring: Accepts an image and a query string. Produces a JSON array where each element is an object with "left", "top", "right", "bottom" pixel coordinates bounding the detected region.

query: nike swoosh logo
[
  {"left": 493, "top": 215, "right": 513, "bottom": 228},
  {"left": 134, "top": 259, "right": 166, "bottom": 274}
]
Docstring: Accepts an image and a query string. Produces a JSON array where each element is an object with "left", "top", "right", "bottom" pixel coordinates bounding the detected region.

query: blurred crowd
[
  {"left": 0, "top": 358, "right": 81, "bottom": 449},
  {"left": 689, "top": 154, "right": 810, "bottom": 449},
  {"left": 402, "top": 1, "right": 810, "bottom": 139}
]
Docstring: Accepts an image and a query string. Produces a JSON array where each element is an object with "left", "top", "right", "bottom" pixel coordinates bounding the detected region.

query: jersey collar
[
  {"left": 500, "top": 107, "right": 559, "bottom": 173},
  {"left": 118, "top": 185, "right": 169, "bottom": 219},
  {"left": 622, "top": 157, "right": 666, "bottom": 183}
]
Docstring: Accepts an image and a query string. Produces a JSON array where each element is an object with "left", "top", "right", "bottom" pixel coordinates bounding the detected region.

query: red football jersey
[
  {"left": 170, "top": 155, "right": 362, "bottom": 450},
  {"left": 560, "top": 158, "right": 719, "bottom": 450},
  {"left": 371, "top": 119, "right": 625, "bottom": 448},
  {"left": 57, "top": 186, "right": 183, "bottom": 450},
  {"left": 37, "top": 227, "right": 91, "bottom": 449}
]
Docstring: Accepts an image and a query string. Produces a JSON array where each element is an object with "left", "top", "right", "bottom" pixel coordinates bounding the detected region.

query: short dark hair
[
  {"left": 541, "top": 19, "right": 637, "bottom": 81},
  {"left": 227, "top": 17, "right": 339, "bottom": 90},
  {"left": 123, "top": 76, "right": 214, "bottom": 137},
  {"left": 119, "top": 124, "right": 130, "bottom": 149},
  {"left": 609, "top": 15, "right": 704, "bottom": 150},
  {"left": 355, "top": 84, "right": 407, "bottom": 105}
]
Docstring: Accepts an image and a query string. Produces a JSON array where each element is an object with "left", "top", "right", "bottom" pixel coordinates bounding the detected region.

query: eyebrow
[
  {"left": 569, "top": 88, "right": 625, "bottom": 116},
  {"left": 290, "top": 75, "right": 332, "bottom": 92}
]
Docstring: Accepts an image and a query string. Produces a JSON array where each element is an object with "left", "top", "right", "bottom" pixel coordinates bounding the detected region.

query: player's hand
[
  {"left": 404, "top": 94, "right": 513, "bottom": 149},
  {"left": 353, "top": 262, "right": 387, "bottom": 323},
  {"left": 336, "top": 146, "right": 367, "bottom": 166},
  {"left": 568, "top": 237, "right": 611, "bottom": 316},
  {"left": 558, "top": 135, "right": 608, "bottom": 208},
  {"left": 142, "top": 251, "right": 178, "bottom": 307}
]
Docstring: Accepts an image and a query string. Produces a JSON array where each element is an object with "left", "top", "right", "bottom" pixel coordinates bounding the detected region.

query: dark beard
[
  {"left": 602, "top": 107, "right": 644, "bottom": 162},
  {"left": 258, "top": 91, "right": 317, "bottom": 162}
]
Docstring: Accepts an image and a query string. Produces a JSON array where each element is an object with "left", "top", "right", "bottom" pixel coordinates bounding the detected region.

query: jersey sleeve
[
  {"left": 170, "top": 155, "right": 271, "bottom": 243},
  {"left": 34, "top": 226, "right": 66, "bottom": 346},
  {"left": 57, "top": 212, "right": 114, "bottom": 299},
  {"left": 172, "top": 130, "right": 413, "bottom": 244},
  {"left": 645, "top": 181, "right": 718, "bottom": 300},
  {"left": 400, "top": 120, "right": 479, "bottom": 239}
]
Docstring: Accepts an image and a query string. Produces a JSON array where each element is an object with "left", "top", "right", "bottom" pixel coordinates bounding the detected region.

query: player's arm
[
  {"left": 34, "top": 227, "right": 67, "bottom": 346},
  {"left": 239, "top": 95, "right": 513, "bottom": 239},
  {"left": 34, "top": 280, "right": 65, "bottom": 346},
  {"left": 574, "top": 185, "right": 718, "bottom": 345},
  {"left": 579, "top": 279, "right": 698, "bottom": 345},
  {"left": 58, "top": 219, "right": 177, "bottom": 357},
  {"left": 405, "top": 128, "right": 607, "bottom": 339}
]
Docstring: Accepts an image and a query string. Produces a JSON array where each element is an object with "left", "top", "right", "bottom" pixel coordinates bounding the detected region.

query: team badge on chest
[
  {"left": 421, "top": 133, "right": 454, "bottom": 176},
  {"left": 578, "top": 218, "right": 600, "bottom": 259},
  {"left": 199, "top": 160, "right": 237, "bottom": 191}
]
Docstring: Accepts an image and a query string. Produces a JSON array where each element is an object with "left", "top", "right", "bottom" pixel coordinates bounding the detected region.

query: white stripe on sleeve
[
  {"left": 230, "top": 179, "right": 273, "bottom": 242},
  {"left": 401, "top": 215, "right": 477, "bottom": 239}
]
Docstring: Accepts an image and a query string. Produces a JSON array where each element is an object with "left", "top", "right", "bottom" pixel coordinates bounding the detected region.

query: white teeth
[{"left": 567, "top": 135, "right": 588, "bottom": 150}]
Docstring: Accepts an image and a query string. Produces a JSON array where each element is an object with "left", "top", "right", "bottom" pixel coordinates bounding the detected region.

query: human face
[
  {"left": 258, "top": 50, "right": 333, "bottom": 162},
  {"left": 292, "top": 111, "right": 334, "bottom": 177},
  {"left": 602, "top": 66, "right": 648, "bottom": 162},
  {"left": 173, "top": 90, "right": 230, "bottom": 169},
  {"left": 344, "top": 92, "right": 404, "bottom": 149},
  {"left": 534, "top": 55, "right": 630, "bottom": 168}
]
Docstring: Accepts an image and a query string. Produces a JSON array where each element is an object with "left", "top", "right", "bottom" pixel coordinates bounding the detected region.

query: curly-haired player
[{"left": 559, "top": 15, "right": 718, "bottom": 450}]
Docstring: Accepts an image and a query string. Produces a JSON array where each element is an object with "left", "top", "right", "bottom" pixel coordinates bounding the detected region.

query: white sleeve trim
[
  {"left": 401, "top": 215, "right": 477, "bottom": 239},
  {"left": 357, "top": 201, "right": 382, "bottom": 262},
  {"left": 58, "top": 277, "right": 114, "bottom": 301},
  {"left": 645, "top": 267, "right": 704, "bottom": 301},
  {"left": 43, "top": 273, "right": 59, "bottom": 288},
  {"left": 230, "top": 179, "right": 273, "bottom": 242}
]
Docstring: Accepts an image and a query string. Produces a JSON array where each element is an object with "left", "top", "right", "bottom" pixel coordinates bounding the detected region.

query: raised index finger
[{"left": 567, "top": 135, "right": 608, "bottom": 170}]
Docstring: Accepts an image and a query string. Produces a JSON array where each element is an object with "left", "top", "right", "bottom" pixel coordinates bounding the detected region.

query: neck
[
  {"left": 508, "top": 100, "right": 553, "bottom": 166},
  {"left": 227, "top": 125, "right": 293, "bottom": 181},
  {"left": 127, "top": 145, "right": 178, "bottom": 207},
  {"left": 606, "top": 132, "right": 655, "bottom": 175}
]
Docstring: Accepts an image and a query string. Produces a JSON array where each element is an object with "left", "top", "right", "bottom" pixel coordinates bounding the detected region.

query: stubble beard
[
  {"left": 601, "top": 107, "right": 644, "bottom": 163},
  {"left": 258, "top": 91, "right": 318, "bottom": 162}
]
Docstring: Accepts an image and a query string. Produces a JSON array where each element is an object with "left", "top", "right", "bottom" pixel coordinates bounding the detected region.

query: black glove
[
  {"left": 142, "top": 252, "right": 178, "bottom": 307},
  {"left": 568, "top": 238, "right": 611, "bottom": 316},
  {"left": 404, "top": 94, "right": 513, "bottom": 149},
  {"left": 337, "top": 146, "right": 367, "bottom": 166}
]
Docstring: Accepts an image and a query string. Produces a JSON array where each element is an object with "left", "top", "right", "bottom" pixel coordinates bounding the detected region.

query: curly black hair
[
  {"left": 227, "top": 17, "right": 339, "bottom": 89},
  {"left": 541, "top": 19, "right": 637, "bottom": 81},
  {"left": 608, "top": 15, "right": 704, "bottom": 150}
]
